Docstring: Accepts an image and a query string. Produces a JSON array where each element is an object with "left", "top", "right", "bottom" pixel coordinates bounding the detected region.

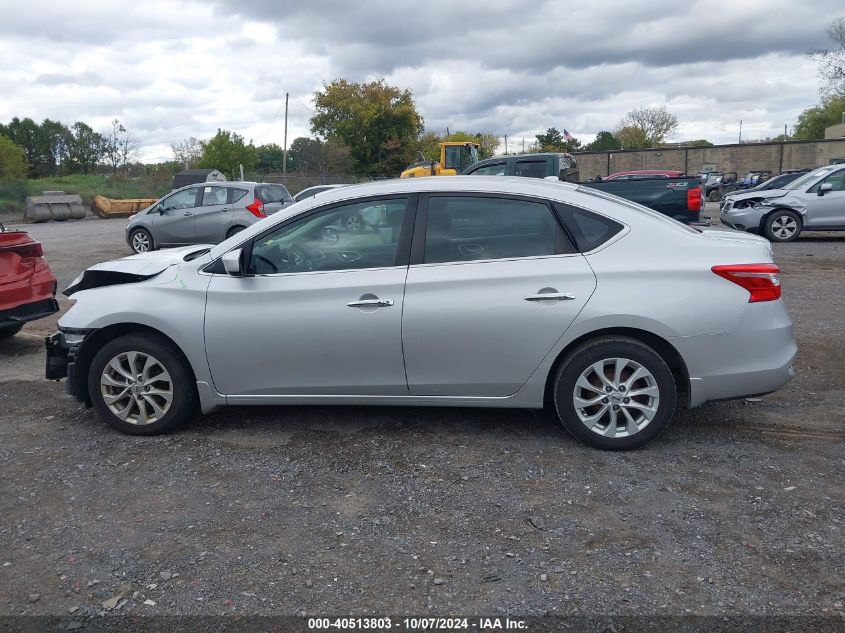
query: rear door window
[
  {"left": 423, "top": 195, "right": 573, "bottom": 264},
  {"left": 201, "top": 186, "right": 227, "bottom": 206}
]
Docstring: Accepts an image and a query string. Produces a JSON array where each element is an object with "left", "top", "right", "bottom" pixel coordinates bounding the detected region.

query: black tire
[
  {"left": 763, "top": 209, "right": 802, "bottom": 242},
  {"left": 0, "top": 324, "right": 23, "bottom": 339},
  {"left": 708, "top": 189, "right": 721, "bottom": 202},
  {"left": 226, "top": 225, "right": 246, "bottom": 239},
  {"left": 129, "top": 228, "right": 155, "bottom": 254},
  {"left": 553, "top": 337, "right": 676, "bottom": 450},
  {"left": 87, "top": 333, "right": 197, "bottom": 435}
]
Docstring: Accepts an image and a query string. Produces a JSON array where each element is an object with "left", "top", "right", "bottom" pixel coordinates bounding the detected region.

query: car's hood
[
  {"left": 64, "top": 245, "right": 212, "bottom": 296},
  {"left": 726, "top": 188, "right": 788, "bottom": 203}
]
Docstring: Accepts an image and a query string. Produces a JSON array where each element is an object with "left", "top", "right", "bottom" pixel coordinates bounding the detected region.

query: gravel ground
[{"left": 0, "top": 206, "right": 843, "bottom": 621}]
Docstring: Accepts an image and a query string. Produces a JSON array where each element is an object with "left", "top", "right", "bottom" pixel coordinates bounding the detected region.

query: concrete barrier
[{"left": 24, "top": 193, "right": 88, "bottom": 223}]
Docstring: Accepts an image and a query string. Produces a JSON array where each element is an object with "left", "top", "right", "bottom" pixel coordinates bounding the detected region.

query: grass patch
[{"left": 0, "top": 173, "right": 172, "bottom": 220}]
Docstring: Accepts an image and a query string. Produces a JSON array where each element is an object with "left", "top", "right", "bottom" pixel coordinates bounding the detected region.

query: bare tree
[
  {"left": 118, "top": 127, "right": 140, "bottom": 169},
  {"left": 614, "top": 106, "right": 678, "bottom": 148},
  {"left": 813, "top": 17, "right": 845, "bottom": 96},
  {"left": 102, "top": 119, "right": 140, "bottom": 173},
  {"left": 171, "top": 137, "right": 203, "bottom": 169}
]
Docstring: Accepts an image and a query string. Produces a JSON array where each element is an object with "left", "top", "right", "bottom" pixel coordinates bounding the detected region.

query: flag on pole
[{"left": 563, "top": 129, "right": 575, "bottom": 142}]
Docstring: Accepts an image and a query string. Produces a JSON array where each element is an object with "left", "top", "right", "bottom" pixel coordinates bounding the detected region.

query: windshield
[{"left": 783, "top": 166, "right": 837, "bottom": 190}]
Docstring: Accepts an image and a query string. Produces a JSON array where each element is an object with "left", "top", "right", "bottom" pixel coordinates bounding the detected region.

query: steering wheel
[{"left": 287, "top": 242, "right": 313, "bottom": 272}]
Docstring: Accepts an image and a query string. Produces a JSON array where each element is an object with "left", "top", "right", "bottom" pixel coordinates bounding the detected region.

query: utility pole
[
  {"left": 504, "top": 134, "right": 508, "bottom": 154},
  {"left": 522, "top": 138, "right": 525, "bottom": 153},
  {"left": 283, "top": 91, "right": 289, "bottom": 175},
  {"left": 784, "top": 124, "right": 788, "bottom": 139},
  {"left": 738, "top": 119, "right": 742, "bottom": 144}
]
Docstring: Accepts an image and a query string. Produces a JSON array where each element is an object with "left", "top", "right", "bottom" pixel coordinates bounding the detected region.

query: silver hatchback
[{"left": 126, "top": 182, "right": 292, "bottom": 253}]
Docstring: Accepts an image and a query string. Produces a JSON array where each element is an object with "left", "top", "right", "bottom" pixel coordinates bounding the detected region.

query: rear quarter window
[
  {"left": 554, "top": 202, "right": 624, "bottom": 252},
  {"left": 228, "top": 188, "right": 249, "bottom": 204}
]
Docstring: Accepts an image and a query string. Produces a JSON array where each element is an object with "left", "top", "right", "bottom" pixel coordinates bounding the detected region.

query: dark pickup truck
[{"left": 463, "top": 153, "right": 703, "bottom": 223}]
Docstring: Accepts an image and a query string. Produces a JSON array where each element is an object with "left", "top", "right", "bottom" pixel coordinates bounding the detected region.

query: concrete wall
[
  {"left": 824, "top": 122, "right": 845, "bottom": 139},
  {"left": 575, "top": 138, "right": 845, "bottom": 178}
]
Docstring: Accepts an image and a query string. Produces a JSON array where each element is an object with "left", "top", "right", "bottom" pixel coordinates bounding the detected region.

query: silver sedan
[{"left": 47, "top": 177, "right": 795, "bottom": 450}]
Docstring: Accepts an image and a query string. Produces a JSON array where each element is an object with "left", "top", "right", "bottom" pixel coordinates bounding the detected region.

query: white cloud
[{"left": 0, "top": 0, "right": 840, "bottom": 162}]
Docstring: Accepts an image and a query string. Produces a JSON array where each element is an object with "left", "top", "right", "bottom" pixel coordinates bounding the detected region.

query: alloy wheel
[
  {"left": 572, "top": 357, "right": 660, "bottom": 438},
  {"left": 100, "top": 351, "right": 173, "bottom": 425},
  {"left": 131, "top": 231, "right": 151, "bottom": 253},
  {"left": 771, "top": 215, "right": 797, "bottom": 240}
]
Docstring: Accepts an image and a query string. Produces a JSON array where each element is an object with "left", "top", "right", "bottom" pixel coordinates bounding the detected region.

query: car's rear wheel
[
  {"left": 88, "top": 334, "right": 197, "bottom": 435},
  {"left": 0, "top": 324, "right": 23, "bottom": 339},
  {"left": 129, "top": 228, "right": 154, "bottom": 254},
  {"left": 226, "top": 225, "right": 246, "bottom": 239},
  {"left": 764, "top": 210, "right": 801, "bottom": 242},
  {"left": 708, "top": 190, "right": 721, "bottom": 202},
  {"left": 553, "top": 337, "right": 676, "bottom": 450}
]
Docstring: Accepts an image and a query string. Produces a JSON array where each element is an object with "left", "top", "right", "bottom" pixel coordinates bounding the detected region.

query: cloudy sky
[{"left": 0, "top": 0, "right": 841, "bottom": 162}]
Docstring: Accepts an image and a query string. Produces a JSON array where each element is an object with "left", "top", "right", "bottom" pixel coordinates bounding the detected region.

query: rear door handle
[
  {"left": 347, "top": 299, "right": 394, "bottom": 308},
  {"left": 524, "top": 292, "right": 575, "bottom": 302},
  {"left": 183, "top": 212, "right": 193, "bottom": 216},
  {"left": 221, "top": 207, "right": 232, "bottom": 212}
]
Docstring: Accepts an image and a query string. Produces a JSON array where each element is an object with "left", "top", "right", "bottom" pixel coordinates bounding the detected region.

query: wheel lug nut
[
  {"left": 619, "top": 386, "right": 626, "bottom": 392},
  {"left": 612, "top": 405, "right": 619, "bottom": 410},
  {"left": 605, "top": 386, "right": 612, "bottom": 392},
  {"left": 602, "top": 398, "right": 609, "bottom": 404},
  {"left": 624, "top": 398, "right": 630, "bottom": 404}
]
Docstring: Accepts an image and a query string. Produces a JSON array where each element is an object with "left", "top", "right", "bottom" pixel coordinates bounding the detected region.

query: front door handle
[
  {"left": 347, "top": 299, "right": 394, "bottom": 308},
  {"left": 524, "top": 292, "right": 575, "bottom": 302},
  {"left": 183, "top": 211, "right": 193, "bottom": 216},
  {"left": 221, "top": 207, "right": 232, "bottom": 212}
]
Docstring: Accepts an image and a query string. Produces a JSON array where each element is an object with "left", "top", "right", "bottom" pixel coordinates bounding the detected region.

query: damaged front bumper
[{"left": 45, "top": 330, "right": 89, "bottom": 401}]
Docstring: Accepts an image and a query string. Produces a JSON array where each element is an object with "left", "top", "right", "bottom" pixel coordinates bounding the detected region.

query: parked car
[
  {"left": 125, "top": 182, "right": 293, "bottom": 254},
  {"left": 719, "top": 171, "right": 811, "bottom": 211},
  {"left": 292, "top": 184, "right": 348, "bottom": 203},
  {"left": 720, "top": 164, "right": 845, "bottom": 241},
  {"left": 463, "top": 156, "right": 701, "bottom": 223},
  {"left": 700, "top": 171, "right": 738, "bottom": 202},
  {"left": 46, "top": 177, "right": 794, "bottom": 450},
  {"left": 604, "top": 170, "right": 685, "bottom": 180},
  {"left": 0, "top": 223, "right": 58, "bottom": 339}
]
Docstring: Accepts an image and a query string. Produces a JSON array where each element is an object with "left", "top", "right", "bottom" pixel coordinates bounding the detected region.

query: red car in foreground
[{"left": 0, "top": 224, "right": 58, "bottom": 338}]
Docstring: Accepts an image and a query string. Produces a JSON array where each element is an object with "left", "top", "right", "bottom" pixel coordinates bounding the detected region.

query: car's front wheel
[
  {"left": 129, "top": 228, "right": 154, "bottom": 254},
  {"left": 553, "top": 337, "right": 676, "bottom": 450},
  {"left": 88, "top": 333, "right": 197, "bottom": 435},
  {"left": 763, "top": 210, "right": 802, "bottom": 242}
]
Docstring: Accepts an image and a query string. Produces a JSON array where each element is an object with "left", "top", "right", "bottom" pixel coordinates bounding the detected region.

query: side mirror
[
  {"left": 222, "top": 248, "right": 243, "bottom": 276},
  {"left": 818, "top": 183, "right": 833, "bottom": 196}
]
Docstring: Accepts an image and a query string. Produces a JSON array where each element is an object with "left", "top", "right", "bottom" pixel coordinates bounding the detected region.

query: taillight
[
  {"left": 0, "top": 241, "right": 44, "bottom": 258},
  {"left": 687, "top": 186, "right": 702, "bottom": 212},
  {"left": 712, "top": 264, "right": 781, "bottom": 302},
  {"left": 245, "top": 197, "right": 265, "bottom": 218}
]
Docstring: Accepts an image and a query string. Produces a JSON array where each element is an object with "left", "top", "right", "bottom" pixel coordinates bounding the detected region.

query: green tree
[
  {"left": 584, "top": 130, "right": 621, "bottom": 152},
  {"left": 171, "top": 137, "right": 203, "bottom": 169},
  {"left": 310, "top": 78, "right": 424, "bottom": 177},
  {"left": 256, "top": 143, "right": 286, "bottom": 174},
  {"left": 687, "top": 139, "right": 714, "bottom": 147},
  {"left": 475, "top": 132, "right": 499, "bottom": 159},
  {"left": 793, "top": 96, "right": 845, "bottom": 139},
  {"left": 65, "top": 122, "right": 105, "bottom": 174},
  {"left": 198, "top": 129, "right": 259, "bottom": 178},
  {"left": 288, "top": 136, "right": 353, "bottom": 175},
  {"left": 535, "top": 127, "right": 581, "bottom": 153},
  {"left": 0, "top": 134, "right": 28, "bottom": 180},
  {"left": 615, "top": 106, "right": 678, "bottom": 147}
]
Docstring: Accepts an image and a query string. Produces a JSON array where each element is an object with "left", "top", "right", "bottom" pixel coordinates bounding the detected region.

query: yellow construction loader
[{"left": 401, "top": 141, "right": 480, "bottom": 178}]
